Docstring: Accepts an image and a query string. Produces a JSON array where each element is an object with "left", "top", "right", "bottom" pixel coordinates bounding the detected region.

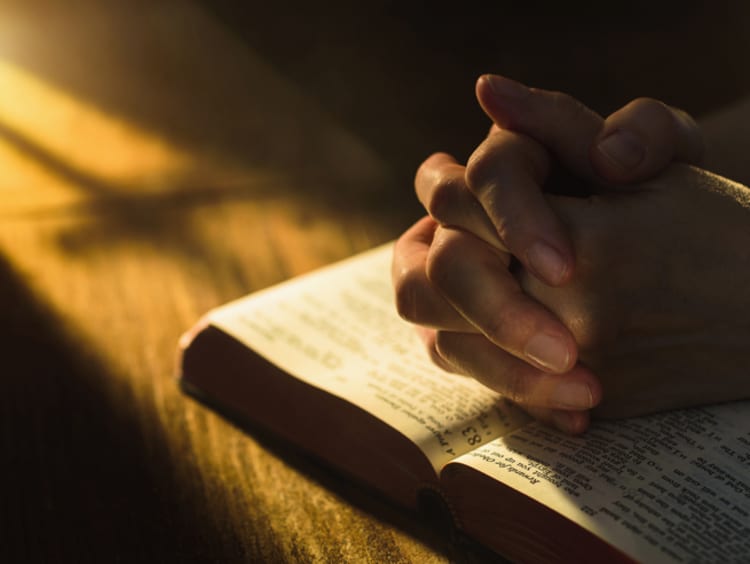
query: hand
[
  {"left": 422, "top": 74, "right": 704, "bottom": 285},
  {"left": 394, "top": 215, "right": 601, "bottom": 433},
  {"left": 393, "top": 78, "right": 704, "bottom": 432},
  {"left": 414, "top": 78, "right": 704, "bottom": 376},
  {"left": 511, "top": 164, "right": 750, "bottom": 419},
  {"left": 406, "top": 164, "right": 750, "bottom": 425}
]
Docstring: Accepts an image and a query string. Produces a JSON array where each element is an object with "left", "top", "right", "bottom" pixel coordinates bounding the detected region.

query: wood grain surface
[
  {"left": 1, "top": 1, "right": 749, "bottom": 562},
  {"left": 0, "top": 2, "right": 441, "bottom": 562}
]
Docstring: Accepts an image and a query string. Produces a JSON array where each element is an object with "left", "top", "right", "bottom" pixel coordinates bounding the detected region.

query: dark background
[{"left": 205, "top": 0, "right": 750, "bottom": 190}]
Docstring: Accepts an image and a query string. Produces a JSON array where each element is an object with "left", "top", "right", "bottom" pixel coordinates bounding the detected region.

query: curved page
[
  {"left": 209, "top": 244, "right": 529, "bottom": 472},
  {"left": 452, "top": 402, "right": 750, "bottom": 562}
]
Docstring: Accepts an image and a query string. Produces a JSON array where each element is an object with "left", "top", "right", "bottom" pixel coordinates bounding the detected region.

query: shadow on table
[
  {"left": 0, "top": 244, "right": 504, "bottom": 561},
  {"left": 0, "top": 253, "right": 260, "bottom": 562},
  {"left": 191, "top": 393, "right": 511, "bottom": 564}
]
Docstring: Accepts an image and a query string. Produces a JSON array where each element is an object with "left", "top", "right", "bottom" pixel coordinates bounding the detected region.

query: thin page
[
  {"left": 209, "top": 244, "right": 529, "bottom": 471},
  {"left": 452, "top": 401, "right": 750, "bottom": 562}
]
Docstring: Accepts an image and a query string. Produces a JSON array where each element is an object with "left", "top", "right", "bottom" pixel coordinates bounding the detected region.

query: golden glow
[{"left": 0, "top": 59, "right": 192, "bottom": 191}]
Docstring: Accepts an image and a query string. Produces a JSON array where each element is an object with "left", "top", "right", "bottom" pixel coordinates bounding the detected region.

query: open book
[{"left": 178, "top": 244, "right": 750, "bottom": 563}]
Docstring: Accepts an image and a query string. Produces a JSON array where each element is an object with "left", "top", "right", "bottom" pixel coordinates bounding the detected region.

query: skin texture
[
  {"left": 411, "top": 78, "right": 705, "bottom": 381},
  {"left": 397, "top": 164, "right": 750, "bottom": 431},
  {"left": 534, "top": 166, "right": 750, "bottom": 418},
  {"left": 471, "top": 75, "right": 704, "bottom": 289},
  {"left": 391, "top": 75, "right": 737, "bottom": 433}
]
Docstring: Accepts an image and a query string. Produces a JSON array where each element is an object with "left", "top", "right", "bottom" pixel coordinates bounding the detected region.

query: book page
[
  {"left": 453, "top": 402, "right": 750, "bottom": 562},
  {"left": 208, "top": 244, "right": 529, "bottom": 471}
]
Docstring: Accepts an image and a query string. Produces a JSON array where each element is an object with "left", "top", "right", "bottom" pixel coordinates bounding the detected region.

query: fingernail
[
  {"left": 484, "top": 74, "right": 531, "bottom": 100},
  {"left": 596, "top": 129, "right": 644, "bottom": 171},
  {"left": 526, "top": 242, "right": 568, "bottom": 285},
  {"left": 554, "top": 381, "right": 594, "bottom": 410},
  {"left": 525, "top": 333, "right": 570, "bottom": 373}
]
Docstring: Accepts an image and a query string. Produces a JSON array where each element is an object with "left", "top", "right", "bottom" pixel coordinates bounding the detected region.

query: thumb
[
  {"left": 476, "top": 74, "right": 604, "bottom": 182},
  {"left": 476, "top": 75, "right": 703, "bottom": 187},
  {"left": 591, "top": 97, "right": 704, "bottom": 183}
]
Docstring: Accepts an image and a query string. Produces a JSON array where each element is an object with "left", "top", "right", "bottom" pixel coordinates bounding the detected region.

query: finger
[
  {"left": 522, "top": 405, "right": 591, "bottom": 435},
  {"left": 465, "top": 130, "right": 574, "bottom": 286},
  {"left": 427, "top": 225, "right": 577, "bottom": 373},
  {"left": 434, "top": 331, "right": 600, "bottom": 410},
  {"left": 476, "top": 74, "right": 603, "bottom": 181},
  {"left": 476, "top": 74, "right": 704, "bottom": 186},
  {"left": 591, "top": 97, "right": 704, "bottom": 183},
  {"left": 414, "top": 153, "right": 503, "bottom": 248},
  {"left": 415, "top": 326, "right": 459, "bottom": 374},
  {"left": 391, "top": 216, "right": 477, "bottom": 331}
]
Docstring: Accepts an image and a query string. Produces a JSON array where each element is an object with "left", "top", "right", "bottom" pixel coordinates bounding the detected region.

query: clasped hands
[{"left": 393, "top": 75, "right": 750, "bottom": 433}]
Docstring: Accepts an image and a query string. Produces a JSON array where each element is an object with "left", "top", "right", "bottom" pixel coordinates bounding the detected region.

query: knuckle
[
  {"left": 466, "top": 133, "right": 546, "bottom": 198},
  {"left": 415, "top": 156, "right": 432, "bottom": 186},
  {"left": 425, "top": 231, "right": 462, "bottom": 289},
  {"left": 465, "top": 143, "right": 496, "bottom": 195},
  {"left": 416, "top": 153, "right": 441, "bottom": 181},
  {"left": 426, "top": 172, "right": 463, "bottom": 221},
  {"left": 393, "top": 268, "right": 425, "bottom": 323},
  {"left": 393, "top": 270, "right": 434, "bottom": 324}
]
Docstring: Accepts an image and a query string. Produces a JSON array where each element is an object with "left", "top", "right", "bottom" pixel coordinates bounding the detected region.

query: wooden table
[
  {"left": 0, "top": 2, "right": 450, "bottom": 562},
  {"left": 2, "top": 2, "right": 749, "bottom": 562}
]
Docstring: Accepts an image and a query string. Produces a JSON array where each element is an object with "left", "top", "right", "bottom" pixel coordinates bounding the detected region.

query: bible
[{"left": 178, "top": 244, "right": 750, "bottom": 563}]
